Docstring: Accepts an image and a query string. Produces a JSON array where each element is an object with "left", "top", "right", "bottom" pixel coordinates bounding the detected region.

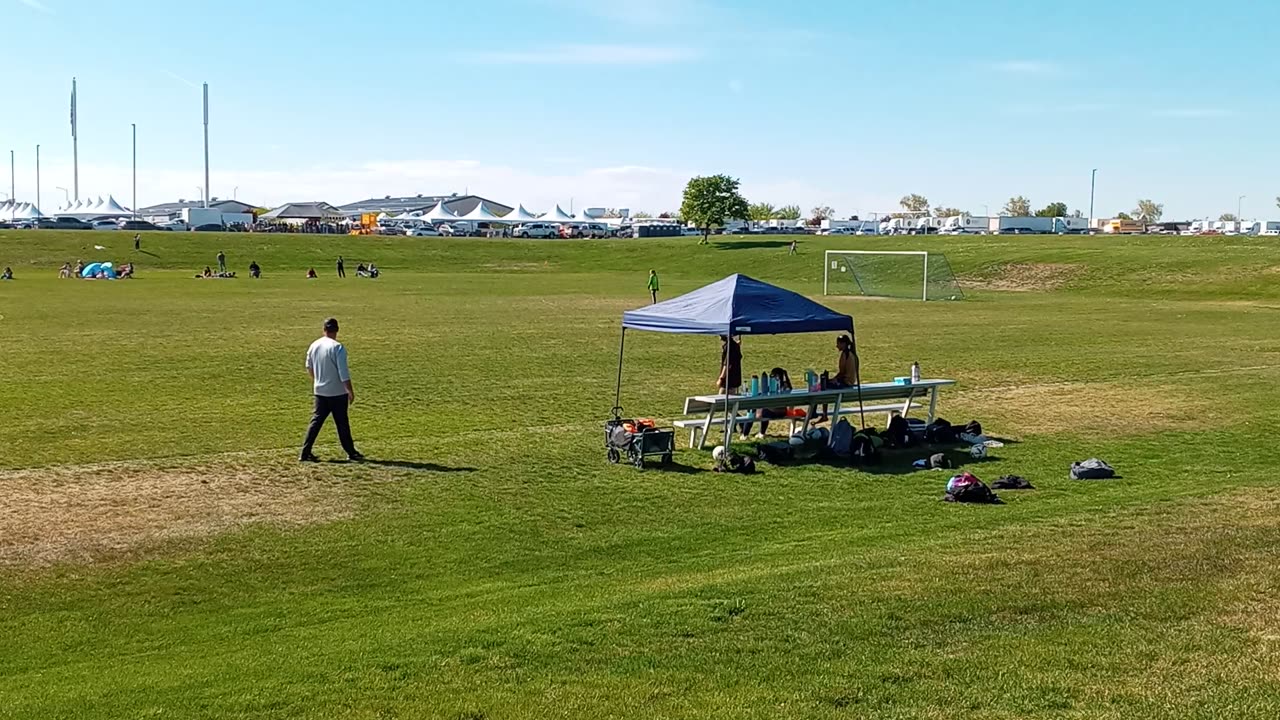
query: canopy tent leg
[
  {"left": 612, "top": 328, "right": 626, "bottom": 416},
  {"left": 721, "top": 328, "right": 734, "bottom": 453},
  {"left": 851, "top": 326, "right": 867, "bottom": 430}
]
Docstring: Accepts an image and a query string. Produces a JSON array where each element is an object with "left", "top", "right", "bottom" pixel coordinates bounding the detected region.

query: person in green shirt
[{"left": 647, "top": 269, "right": 660, "bottom": 304}]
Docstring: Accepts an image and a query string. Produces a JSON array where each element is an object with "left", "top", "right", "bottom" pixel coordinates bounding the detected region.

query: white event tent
[
  {"left": 462, "top": 203, "right": 505, "bottom": 222},
  {"left": 540, "top": 205, "right": 575, "bottom": 223},
  {"left": 503, "top": 205, "right": 539, "bottom": 223}
]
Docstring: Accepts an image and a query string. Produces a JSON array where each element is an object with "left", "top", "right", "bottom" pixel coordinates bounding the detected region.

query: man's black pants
[{"left": 301, "top": 393, "right": 357, "bottom": 457}]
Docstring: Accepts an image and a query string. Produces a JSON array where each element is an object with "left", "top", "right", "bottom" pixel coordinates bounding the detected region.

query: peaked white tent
[
  {"left": 540, "top": 205, "right": 574, "bottom": 223},
  {"left": 101, "top": 196, "right": 131, "bottom": 215},
  {"left": 462, "top": 203, "right": 504, "bottom": 221},
  {"left": 90, "top": 196, "right": 105, "bottom": 211},
  {"left": 12, "top": 202, "right": 45, "bottom": 219},
  {"left": 423, "top": 201, "right": 459, "bottom": 222},
  {"left": 504, "top": 205, "right": 539, "bottom": 223}
]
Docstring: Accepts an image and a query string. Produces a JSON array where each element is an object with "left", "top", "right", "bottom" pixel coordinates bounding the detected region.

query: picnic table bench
[{"left": 676, "top": 379, "right": 956, "bottom": 449}]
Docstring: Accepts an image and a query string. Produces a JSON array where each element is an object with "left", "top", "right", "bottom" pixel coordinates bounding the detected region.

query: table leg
[
  {"left": 928, "top": 387, "right": 939, "bottom": 423},
  {"left": 697, "top": 408, "right": 715, "bottom": 449}
]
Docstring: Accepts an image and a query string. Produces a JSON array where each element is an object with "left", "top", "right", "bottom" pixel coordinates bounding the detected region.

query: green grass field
[{"left": 4, "top": 229, "right": 1280, "bottom": 719}]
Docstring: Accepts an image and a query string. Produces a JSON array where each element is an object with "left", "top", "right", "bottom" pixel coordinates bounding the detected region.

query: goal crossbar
[{"left": 824, "top": 250, "right": 930, "bottom": 301}]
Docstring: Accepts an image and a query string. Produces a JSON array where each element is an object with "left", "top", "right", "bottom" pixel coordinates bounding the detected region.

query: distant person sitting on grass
[
  {"left": 368, "top": 263, "right": 379, "bottom": 279},
  {"left": 118, "top": 263, "right": 134, "bottom": 279},
  {"left": 1, "top": 267, "right": 12, "bottom": 281},
  {"left": 306, "top": 267, "right": 318, "bottom": 279},
  {"left": 356, "top": 263, "right": 368, "bottom": 277},
  {"left": 201, "top": 266, "right": 213, "bottom": 278},
  {"left": 249, "top": 261, "right": 261, "bottom": 279},
  {"left": 59, "top": 262, "right": 72, "bottom": 278},
  {"left": 74, "top": 260, "right": 84, "bottom": 276}
]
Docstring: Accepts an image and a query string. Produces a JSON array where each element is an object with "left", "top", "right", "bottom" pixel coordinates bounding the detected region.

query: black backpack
[
  {"left": 883, "top": 415, "right": 914, "bottom": 448},
  {"left": 924, "top": 418, "right": 957, "bottom": 444},
  {"left": 850, "top": 433, "right": 881, "bottom": 465},
  {"left": 963, "top": 420, "right": 983, "bottom": 437},
  {"left": 829, "top": 419, "right": 854, "bottom": 457}
]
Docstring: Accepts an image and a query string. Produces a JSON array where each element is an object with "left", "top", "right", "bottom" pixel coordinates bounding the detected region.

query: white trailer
[
  {"left": 1258, "top": 221, "right": 1280, "bottom": 236},
  {"left": 990, "top": 216, "right": 1057, "bottom": 234},
  {"left": 182, "top": 207, "right": 225, "bottom": 227}
]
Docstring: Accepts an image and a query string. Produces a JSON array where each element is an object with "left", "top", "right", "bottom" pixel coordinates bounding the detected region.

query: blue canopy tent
[{"left": 615, "top": 274, "right": 865, "bottom": 449}]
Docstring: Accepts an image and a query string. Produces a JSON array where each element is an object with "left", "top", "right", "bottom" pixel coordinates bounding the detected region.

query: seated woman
[
  {"left": 368, "top": 263, "right": 379, "bottom": 278},
  {"left": 355, "top": 263, "right": 368, "bottom": 277},
  {"left": 741, "top": 368, "right": 793, "bottom": 438},
  {"left": 202, "top": 266, "right": 213, "bottom": 278},
  {"left": 73, "top": 260, "right": 84, "bottom": 276},
  {"left": 1, "top": 267, "right": 12, "bottom": 281},
  {"left": 249, "top": 261, "right": 261, "bottom": 279},
  {"left": 59, "top": 262, "right": 72, "bottom": 279},
  {"left": 306, "top": 267, "right": 318, "bottom": 279},
  {"left": 117, "top": 263, "right": 134, "bottom": 279},
  {"left": 817, "top": 335, "right": 859, "bottom": 423}
]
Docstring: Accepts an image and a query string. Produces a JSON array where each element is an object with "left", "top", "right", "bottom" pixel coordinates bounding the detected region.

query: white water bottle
[{"left": 911, "top": 361, "right": 921, "bottom": 384}]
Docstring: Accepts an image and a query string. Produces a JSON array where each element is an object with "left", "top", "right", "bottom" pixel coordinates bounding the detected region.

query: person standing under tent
[
  {"left": 216, "top": 250, "right": 227, "bottom": 274},
  {"left": 717, "top": 336, "right": 743, "bottom": 393},
  {"left": 647, "top": 269, "right": 660, "bottom": 304},
  {"left": 299, "top": 317, "right": 364, "bottom": 463},
  {"left": 336, "top": 255, "right": 346, "bottom": 278}
]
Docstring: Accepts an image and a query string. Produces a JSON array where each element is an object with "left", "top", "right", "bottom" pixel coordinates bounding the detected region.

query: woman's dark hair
[{"left": 770, "top": 367, "right": 793, "bottom": 390}]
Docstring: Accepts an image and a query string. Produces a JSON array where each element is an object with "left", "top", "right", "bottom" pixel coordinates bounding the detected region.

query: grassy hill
[{"left": 3, "top": 229, "right": 1280, "bottom": 719}]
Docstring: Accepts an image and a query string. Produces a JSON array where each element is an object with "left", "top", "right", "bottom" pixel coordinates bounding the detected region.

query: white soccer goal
[{"left": 823, "top": 250, "right": 963, "bottom": 301}]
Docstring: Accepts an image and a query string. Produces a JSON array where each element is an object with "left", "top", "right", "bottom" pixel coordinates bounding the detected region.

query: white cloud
[
  {"left": 1151, "top": 108, "right": 1236, "bottom": 118},
  {"left": 458, "top": 44, "right": 699, "bottom": 65},
  {"left": 988, "top": 60, "right": 1061, "bottom": 75},
  {"left": 18, "top": 0, "right": 53, "bottom": 13}
]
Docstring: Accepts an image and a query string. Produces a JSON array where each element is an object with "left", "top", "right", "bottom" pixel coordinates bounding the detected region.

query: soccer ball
[
  {"left": 969, "top": 444, "right": 988, "bottom": 459},
  {"left": 712, "top": 446, "right": 727, "bottom": 462}
]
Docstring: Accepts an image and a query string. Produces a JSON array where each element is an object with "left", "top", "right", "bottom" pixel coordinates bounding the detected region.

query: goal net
[{"left": 824, "top": 251, "right": 963, "bottom": 301}]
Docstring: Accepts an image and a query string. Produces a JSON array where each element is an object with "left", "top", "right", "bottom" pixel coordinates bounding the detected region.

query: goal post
[{"left": 823, "top": 250, "right": 963, "bottom": 301}]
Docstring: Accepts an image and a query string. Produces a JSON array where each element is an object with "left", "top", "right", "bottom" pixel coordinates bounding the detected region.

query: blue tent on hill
[{"left": 613, "top": 274, "right": 864, "bottom": 447}]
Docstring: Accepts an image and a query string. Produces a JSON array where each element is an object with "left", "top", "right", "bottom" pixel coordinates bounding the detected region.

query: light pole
[
  {"left": 233, "top": 186, "right": 238, "bottom": 201},
  {"left": 35, "top": 144, "right": 40, "bottom": 218},
  {"left": 9, "top": 150, "right": 14, "bottom": 223},
  {"left": 132, "top": 123, "right": 137, "bottom": 218},
  {"left": 982, "top": 204, "right": 989, "bottom": 216},
  {"left": 1238, "top": 195, "right": 1246, "bottom": 220},
  {"left": 196, "top": 186, "right": 203, "bottom": 205},
  {"left": 1089, "top": 168, "right": 1098, "bottom": 231}
]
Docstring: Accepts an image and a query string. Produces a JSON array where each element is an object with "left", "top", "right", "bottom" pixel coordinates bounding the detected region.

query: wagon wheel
[
  {"left": 629, "top": 447, "right": 645, "bottom": 469},
  {"left": 607, "top": 448, "right": 620, "bottom": 464}
]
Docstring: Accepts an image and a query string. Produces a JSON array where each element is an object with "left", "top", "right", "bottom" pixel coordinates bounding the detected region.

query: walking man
[
  {"left": 299, "top": 317, "right": 364, "bottom": 463},
  {"left": 788, "top": 237, "right": 798, "bottom": 255},
  {"left": 648, "top": 269, "right": 660, "bottom": 304},
  {"left": 337, "top": 255, "right": 346, "bottom": 278},
  {"left": 134, "top": 233, "right": 141, "bottom": 251},
  {"left": 217, "top": 250, "right": 226, "bottom": 274}
]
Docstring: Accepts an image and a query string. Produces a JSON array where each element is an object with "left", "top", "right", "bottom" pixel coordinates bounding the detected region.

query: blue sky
[{"left": 1, "top": 0, "right": 1278, "bottom": 218}]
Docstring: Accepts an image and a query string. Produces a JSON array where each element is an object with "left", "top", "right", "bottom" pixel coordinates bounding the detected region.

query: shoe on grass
[
  {"left": 299, "top": 453, "right": 320, "bottom": 463},
  {"left": 348, "top": 451, "right": 366, "bottom": 462}
]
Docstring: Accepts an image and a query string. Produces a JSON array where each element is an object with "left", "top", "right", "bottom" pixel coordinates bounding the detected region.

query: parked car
[
  {"left": 38, "top": 216, "right": 93, "bottom": 230},
  {"left": 158, "top": 219, "right": 189, "bottom": 231},
  {"left": 514, "top": 222, "right": 558, "bottom": 239},
  {"left": 439, "top": 223, "right": 472, "bottom": 237},
  {"left": 614, "top": 226, "right": 634, "bottom": 238},
  {"left": 120, "top": 220, "right": 160, "bottom": 232},
  {"left": 193, "top": 223, "right": 224, "bottom": 232},
  {"left": 406, "top": 226, "right": 441, "bottom": 237},
  {"left": 91, "top": 219, "right": 121, "bottom": 231}
]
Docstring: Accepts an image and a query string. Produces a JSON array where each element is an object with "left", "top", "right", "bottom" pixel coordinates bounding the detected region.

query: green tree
[
  {"left": 810, "top": 206, "right": 835, "bottom": 223},
  {"left": 1035, "top": 201, "right": 1068, "bottom": 217},
  {"left": 1219, "top": 213, "right": 1239, "bottom": 222},
  {"left": 633, "top": 211, "right": 653, "bottom": 219},
  {"left": 1003, "top": 195, "right": 1032, "bottom": 216},
  {"left": 748, "top": 202, "right": 777, "bottom": 222},
  {"left": 775, "top": 204, "right": 802, "bottom": 220},
  {"left": 899, "top": 194, "right": 930, "bottom": 213},
  {"left": 1116, "top": 212, "right": 1134, "bottom": 220},
  {"left": 1134, "top": 199, "right": 1164, "bottom": 222},
  {"left": 1070, "top": 209, "right": 1084, "bottom": 218},
  {"left": 680, "top": 174, "right": 750, "bottom": 244},
  {"left": 932, "top": 207, "right": 963, "bottom": 218}
]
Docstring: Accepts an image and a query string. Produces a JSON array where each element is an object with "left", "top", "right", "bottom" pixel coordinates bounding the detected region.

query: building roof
[
  {"left": 337, "top": 194, "right": 512, "bottom": 217},
  {"left": 260, "top": 201, "right": 347, "bottom": 221},
  {"left": 136, "top": 199, "right": 257, "bottom": 215}
]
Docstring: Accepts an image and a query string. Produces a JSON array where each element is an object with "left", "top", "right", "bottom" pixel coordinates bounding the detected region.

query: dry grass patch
[
  {"left": 0, "top": 461, "right": 354, "bottom": 568},
  {"left": 956, "top": 380, "right": 1212, "bottom": 436},
  {"left": 962, "top": 262, "right": 1081, "bottom": 292}
]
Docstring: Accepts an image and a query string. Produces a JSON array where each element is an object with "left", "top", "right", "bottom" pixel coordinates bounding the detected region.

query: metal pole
[
  {"left": 921, "top": 253, "right": 929, "bottom": 302},
  {"left": 72, "top": 77, "right": 79, "bottom": 202},
  {"left": 35, "top": 144, "right": 40, "bottom": 218},
  {"left": 9, "top": 150, "right": 14, "bottom": 224},
  {"left": 1238, "top": 195, "right": 1245, "bottom": 220},
  {"left": 612, "top": 329, "right": 627, "bottom": 413},
  {"left": 132, "top": 123, "right": 137, "bottom": 219},
  {"left": 202, "top": 83, "right": 210, "bottom": 208},
  {"left": 1089, "top": 168, "right": 1097, "bottom": 231}
]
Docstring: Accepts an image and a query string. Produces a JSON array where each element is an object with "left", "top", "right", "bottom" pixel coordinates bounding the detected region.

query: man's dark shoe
[
  {"left": 300, "top": 453, "right": 320, "bottom": 463},
  {"left": 348, "top": 451, "right": 366, "bottom": 462}
]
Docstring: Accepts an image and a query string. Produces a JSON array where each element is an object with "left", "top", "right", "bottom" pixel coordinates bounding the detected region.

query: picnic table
[{"left": 677, "top": 379, "right": 957, "bottom": 449}]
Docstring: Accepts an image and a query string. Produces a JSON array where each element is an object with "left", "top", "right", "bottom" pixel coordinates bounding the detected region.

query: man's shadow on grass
[
  {"left": 327, "top": 459, "right": 476, "bottom": 473},
  {"left": 712, "top": 240, "right": 791, "bottom": 251}
]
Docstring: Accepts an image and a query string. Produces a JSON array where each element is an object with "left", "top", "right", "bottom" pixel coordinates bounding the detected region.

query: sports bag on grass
[{"left": 1070, "top": 458, "right": 1116, "bottom": 480}]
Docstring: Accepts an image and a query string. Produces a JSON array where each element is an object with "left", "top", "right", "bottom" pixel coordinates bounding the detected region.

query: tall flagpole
[
  {"left": 132, "top": 124, "right": 137, "bottom": 218},
  {"left": 35, "top": 144, "right": 40, "bottom": 218},
  {"left": 202, "top": 82, "right": 210, "bottom": 208},
  {"left": 9, "top": 150, "right": 14, "bottom": 224},
  {"left": 71, "top": 77, "right": 79, "bottom": 202}
]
